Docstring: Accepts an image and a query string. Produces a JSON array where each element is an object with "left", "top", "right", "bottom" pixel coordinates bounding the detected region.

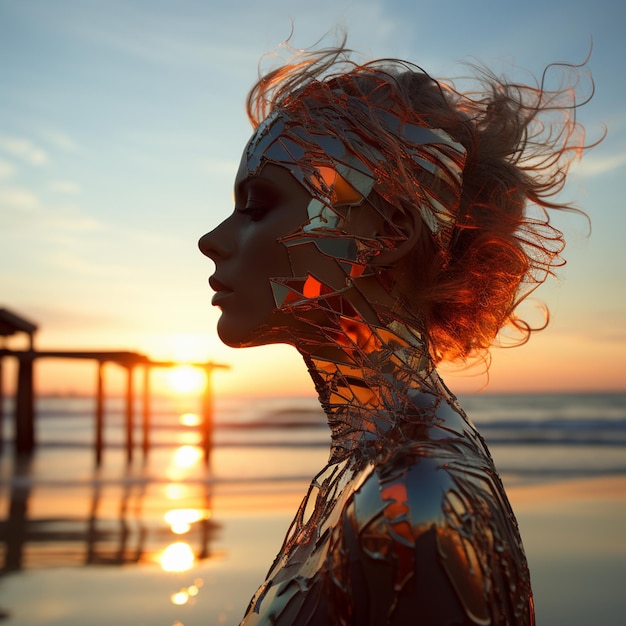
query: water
[
  {"left": 0, "top": 392, "right": 625, "bottom": 625},
  {"left": 4, "top": 391, "right": 625, "bottom": 482}
]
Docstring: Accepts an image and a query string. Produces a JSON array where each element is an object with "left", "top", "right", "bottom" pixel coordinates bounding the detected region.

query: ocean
[
  {"left": 5, "top": 391, "right": 625, "bottom": 483},
  {"left": 0, "top": 391, "right": 625, "bottom": 625}
]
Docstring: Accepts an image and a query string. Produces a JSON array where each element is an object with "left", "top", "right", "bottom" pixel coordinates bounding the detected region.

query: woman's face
[
  {"left": 198, "top": 155, "right": 313, "bottom": 348},
  {"left": 199, "top": 112, "right": 397, "bottom": 349}
]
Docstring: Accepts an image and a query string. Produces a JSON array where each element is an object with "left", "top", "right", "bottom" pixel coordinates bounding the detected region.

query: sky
[{"left": 1, "top": 0, "right": 625, "bottom": 397}]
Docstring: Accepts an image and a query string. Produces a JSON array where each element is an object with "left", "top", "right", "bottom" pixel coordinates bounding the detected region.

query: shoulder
[
  {"left": 350, "top": 437, "right": 523, "bottom": 539},
  {"left": 350, "top": 454, "right": 459, "bottom": 571},
  {"left": 349, "top": 447, "right": 473, "bottom": 538},
  {"left": 347, "top": 451, "right": 480, "bottom": 575},
  {"left": 333, "top": 449, "right": 531, "bottom": 624}
]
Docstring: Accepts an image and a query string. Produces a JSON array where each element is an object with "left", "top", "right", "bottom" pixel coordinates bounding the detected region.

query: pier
[{"left": 0, "top": 308, "right": 228, "bottom": 464}]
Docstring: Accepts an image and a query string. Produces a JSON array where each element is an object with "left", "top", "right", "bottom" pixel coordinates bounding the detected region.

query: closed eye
[
  {"left": 239, "top": 203, "right": 270, "bottom": 221},
  {"left": 235, "top": 178, "right": 280, "bottom": 221}
]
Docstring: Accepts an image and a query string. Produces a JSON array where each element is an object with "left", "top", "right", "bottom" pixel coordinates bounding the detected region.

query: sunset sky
[{"left": 1, "top": 0, "right": 624, "bottom": 397}]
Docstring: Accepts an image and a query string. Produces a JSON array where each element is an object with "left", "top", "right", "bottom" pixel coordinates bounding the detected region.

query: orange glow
[
  {"left": 178, "top": 431, "right": 202, "bottom": 446},
  {"left": 170, "top": 583, "right": 201, "bottom": 607},
  {"left": 165, "top": 483, "right": 190, "bottom": 500},
  {"left": 160, "top": 541, "right": 195, "bottom": 572},
  {"left": 166, "top": 445, "right": 203, "bottom": 481},
  {"left": 172, "top": 445, "right": 202, "bottom": 469},
  {"left": 303, "top": 275, "right": 323, "bottom": 298},
  {"left": 187, "top": 584, "right": 200, "bottom": 596},
  {"left": 171, "top": 591, "right": 189, "bottom": 606},
  {"left": 166, "top": 365, "right": 207, "bottom": 395},
  {"left": 164, "top": 508, "right": 206, "bottom": 534},
  {"left": 179, "top": 412, "right": 202, "bottom": 427}
]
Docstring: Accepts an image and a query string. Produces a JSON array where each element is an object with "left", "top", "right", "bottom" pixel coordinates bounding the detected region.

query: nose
[{"left": 198, "top": 220, "right": 231, "bottom": 260}]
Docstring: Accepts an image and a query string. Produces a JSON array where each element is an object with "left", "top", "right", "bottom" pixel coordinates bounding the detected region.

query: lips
[
  {"left": 209, "top": 275, "right": 234, "bottom": 306},
  {"left": 209, "top": 276, "right": 231, "bottom": 292}
]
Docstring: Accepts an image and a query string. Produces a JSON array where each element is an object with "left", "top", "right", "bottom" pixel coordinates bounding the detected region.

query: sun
[{"left": 166, "top": 365, "right": 207, "bottom": 395}]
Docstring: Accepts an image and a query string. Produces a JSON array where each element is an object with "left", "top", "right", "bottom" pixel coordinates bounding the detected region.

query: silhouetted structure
[
  {"left": 0, "top": 308, "right": 38, "bottom": 449},
  {"left": 0, "top": 307, "right": 228, "bottom": 463},
  {"left": 0, "top": 308, "right": 37, "bottom": 348}
]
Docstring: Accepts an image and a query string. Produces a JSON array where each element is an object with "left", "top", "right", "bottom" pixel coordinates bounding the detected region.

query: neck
[{"left": 297, "top": 315, "right": 460, "bottom": 463}]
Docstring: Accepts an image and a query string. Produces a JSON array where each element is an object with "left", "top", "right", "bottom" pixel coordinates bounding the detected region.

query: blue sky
[{"left": 1, "top": 0, "right": 624, "bottom": 395}]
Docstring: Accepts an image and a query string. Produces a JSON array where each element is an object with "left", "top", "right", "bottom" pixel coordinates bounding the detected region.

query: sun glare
[
  {"left": 171, "top": 591, "right": 189, "bottom": 606},
  {"left": 159, "top": 541, "right": 195, "bottom": 572},
  {"left": 165, "top": 483, "right": 190, "bottom": 500},
  {"left": 166, "top": 365, "right": 207, "bottom": 395},
  {"left": 170, "top": 583, "right": 201, "bottom": 607},
  {"left": 179, "top": 412, "right": 202, "bottom": 427},
  {"left": 164, "top": 508, "right": 206, "bottom": 534},
  {"left": 166, "top": 445, "right": 203, "bottom": 481},
  {"left": 172, "top": 445, "right": 203, "bottom": 469}
]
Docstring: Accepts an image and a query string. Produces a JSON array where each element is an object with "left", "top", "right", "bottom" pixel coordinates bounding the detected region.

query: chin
[
  {"left": 216, "top": 323, "right": 255, "bottom": 349},
  {"left": 216, "top": 315, "right": 296, "bottom": 349},
  {"left": 216, "top": 317, "right": 271, "bottom": 349}
]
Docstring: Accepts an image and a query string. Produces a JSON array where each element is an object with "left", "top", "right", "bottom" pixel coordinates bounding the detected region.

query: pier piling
[{"left": 15, "top": 353, "right": 35, "bottom": 455}]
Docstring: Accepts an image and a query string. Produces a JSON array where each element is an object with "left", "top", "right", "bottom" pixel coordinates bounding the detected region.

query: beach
[
  {"left": 0, "top": 393, "right": 625, "bottom": 625},
  {"left": 509, "top": 476, "right": 626, "bottom": 625}
]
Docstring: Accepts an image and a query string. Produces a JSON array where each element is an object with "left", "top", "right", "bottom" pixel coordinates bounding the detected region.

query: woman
[{"left": 199, "top": 44, "right": 590, "bottom": 625}]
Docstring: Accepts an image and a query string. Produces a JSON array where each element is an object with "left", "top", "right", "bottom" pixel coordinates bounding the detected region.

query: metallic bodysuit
[
  {"left": 240, "top": 321, "right": 534, "bottom": 625},
  {"left": 236, "top": 91, "right": 535, "bottom": 624}
]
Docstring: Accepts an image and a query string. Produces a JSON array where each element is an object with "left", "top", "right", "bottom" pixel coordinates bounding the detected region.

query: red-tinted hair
[{"left": 246, "top": 44, "right": 597, "bottom": 363}]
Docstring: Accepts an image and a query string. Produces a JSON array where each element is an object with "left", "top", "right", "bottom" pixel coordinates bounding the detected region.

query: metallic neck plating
[{"left": 300, "top": 316, "right": 458, "bottom": 462}]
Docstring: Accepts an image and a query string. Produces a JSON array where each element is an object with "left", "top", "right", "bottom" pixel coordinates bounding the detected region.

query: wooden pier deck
[{"left": 0, "top": 348, "right": 228, "bottom": 464}]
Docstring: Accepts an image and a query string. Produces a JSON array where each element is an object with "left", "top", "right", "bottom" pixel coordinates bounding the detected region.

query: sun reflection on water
[
  {"left": 179, "top": 412, "right": 202, "bottom": 427},
  {"left": 178, "top": 431, "right": 202, "bottom": 445},
  {"left": 170, "top": 582, "right": 201, "bottom": 607},
  {"left": 173, "top": 445, "right": 203, "bottom": 468},
  {"left": 165, "top": 508, "right": 208, "bottom": 534},
  {"left": 171, "top": 590, "right": 189, "bottom": 605},
  {"left": 165, "top": 483, "right": 191, "bottom": 500},
  {"left": 166, "top": 445, "right": 204, "bottom": 481},
  {"left": 160, "top": 541, "right": 195, "bottom": 572}
]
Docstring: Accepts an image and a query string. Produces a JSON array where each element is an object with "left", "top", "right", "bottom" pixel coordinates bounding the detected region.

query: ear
[{"left": 367, "top": 198, "right": 424, "bottom": 267}]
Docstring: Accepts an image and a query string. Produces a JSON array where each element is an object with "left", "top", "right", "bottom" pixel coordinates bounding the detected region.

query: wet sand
[
  {"left": 0, "top": 444, "right": 624, "bottom": 625},
  {"left": 509, "top": 476, "right": 626, "bottom": 626}
]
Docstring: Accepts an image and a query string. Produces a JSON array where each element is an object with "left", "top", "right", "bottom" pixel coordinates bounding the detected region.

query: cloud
[
  {"left": 0, "top": 159, "right": 16, "bottom": 179},
  {"left": 42, "top": 205, "right": 102, "bottom": 233},
  {"left": 50, "top": 180, "right": 82, "bottom": 194},
  {"left": 0, "top": 136, "right": 48, "bottom": 165},
  {"left": 41, "top": 129, "right": 80, "bottom": 152},
  {"left": 45, "top": 248, "right": 115, "bottom": 276},
  {"left": 0, "top": 187, "right": 39, "bottom": 211},
  {"left": 0, "top": 185, "right": 99, "bottom": 232},
  {"left": 571, "top": 151, "right": 626, "bottom": 178}
]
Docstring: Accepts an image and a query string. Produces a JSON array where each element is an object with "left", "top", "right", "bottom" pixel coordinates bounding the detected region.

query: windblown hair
[{"left": 246, "top": 44, "right": 596, "bottom": 363}]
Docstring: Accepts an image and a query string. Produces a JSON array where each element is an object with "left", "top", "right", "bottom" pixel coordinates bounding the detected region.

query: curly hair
[{"left": 246, "top": 44, "right": 596, "bottom": 363}]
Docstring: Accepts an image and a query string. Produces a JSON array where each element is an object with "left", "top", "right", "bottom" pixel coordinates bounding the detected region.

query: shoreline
[
  {"left": 507, "top": 473, "right": 626, "bottom": 506},
  {"left": 0, "top": 470, "right": 624, "bottom": 625}
]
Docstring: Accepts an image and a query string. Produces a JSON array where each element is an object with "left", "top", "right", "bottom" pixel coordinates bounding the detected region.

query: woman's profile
[{"left": 199, "top": 41, "right": 592, "bottom": 625}]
